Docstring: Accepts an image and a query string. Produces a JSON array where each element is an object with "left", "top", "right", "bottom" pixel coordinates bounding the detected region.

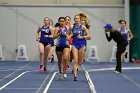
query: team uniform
[
  {"left": 39, "top": 25, "right": 54, "bottom": 71},
  {"left": 81, "top": 28, "right": 88, "bottom": 63},
  {"left": 82, "top": 28, "right": 87, "bottom": 47},
  {"left": 71, "top": 24, "right": 87, "bottom": 81},
  {"left": 56, "top": 27, "right": 69, "bottom": 52},
  {"left": 120, "top": 27, "right": 129, "bottom": 41},
  {"left": 39, "top": 25, "right": 54, "bottom": 47},
  {"left": 72, "top": 24, "right": 86, "bottom": 50},
  {"left": 55, "top": 26, "right": 70, "bottom": 79},
  {"left": 56, "top": 26, "right": 70, "bottom": 51}
]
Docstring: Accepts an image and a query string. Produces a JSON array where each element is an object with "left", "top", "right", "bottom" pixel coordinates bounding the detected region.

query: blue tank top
[
  {"left": 56, "top": 26, "right": 69, "bottom": 47},
  {"left": 120, "top": 28, "right": 128, "bottom": 41},
  {"left": 81, "top": 29, "right": 87, "bottom": 46},
  {"left": 72, "top": 24, "right": 86, "bottom": 46},
  {"left": 40, "top": 25, "right": 54, "bottom": 44}
]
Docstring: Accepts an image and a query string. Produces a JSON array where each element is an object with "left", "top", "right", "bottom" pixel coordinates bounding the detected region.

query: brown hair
[
  {"left": 118, "top": 20, "right": 126, "bottom": 24},
  {"left": 74, "top": 15, "right": 81, "bottom": 20},
  {"left": 65, "top": 16, "right": 71, "bottom": 20}
]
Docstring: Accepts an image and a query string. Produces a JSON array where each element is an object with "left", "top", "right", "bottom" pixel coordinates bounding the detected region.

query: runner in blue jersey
[
  {"left": 54, "top": 17, "right": 70, "bottom": 79},
  {"left": 71, "top": 13, "right": 91, "bottom": 74},
  {"left": 69, "top": 15, "right": 91, "bottom": 81},
  {"left": 48, "top": 19, "right": 54, "bottom": 63},
  {"left": 36, "top": 17, "right": 54, "bottom": 71},
  {"left": 118, "top": 20, "right": 133, "bottom": 62},
  {"left": 79, "top": 13, "right": 91, "bottom": 64}
]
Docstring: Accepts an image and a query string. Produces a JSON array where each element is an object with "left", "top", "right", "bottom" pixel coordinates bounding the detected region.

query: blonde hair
[
  {"left": 44, "top": 17, "right": 50, "bottom": 21},
  {"left": 78, "top": 13, "right": 89, "bottom": 23}
]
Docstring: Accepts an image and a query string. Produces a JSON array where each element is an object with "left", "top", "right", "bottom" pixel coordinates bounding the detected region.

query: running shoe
[
  {"left": 59, "top": 73, "right": 63, "bottom": 80},
  {"left": 70, "top": 59, "right": 72, "bottom": 63},
  {"left": 72, "top": 70, "right": 73, "bottom": 74},
  {"left": 63, "top": 73, "right": 67, "bottom": 79},
  {"left": 44, "top": 67, "right": 47, "bottom": 71},
  {"left": 74, "top": 77, "right": 77, "bottom": 81},
  {"left": 39, "top": 65, "right": 44, "bottom": 71},
  {"left": 67, "top": 65, "right": 70, "bottom": 71},
  {"left": 114, "top": 70, "right": 121, "bottom": 74},
  {"left": 77, "top": 68, "right": 79, "bottom": 71},
  {"left": 39, "top": 65, "right": 43, "bottom": 69},
  {"left": 51, "top": 55, "right": 54, "bottom": 63}
]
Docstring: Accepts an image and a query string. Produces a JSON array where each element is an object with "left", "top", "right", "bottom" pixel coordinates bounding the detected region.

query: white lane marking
[
  {"left": 5, "top": 88, "right": 43, "bottom": 90},
  {"left": 85, "top": 71, "right": 97, "bottom": 93},
  {"left": 0, "top": 69, "right": 22, "bottom": 71},
  {"left": 0, "top": 64, "right": 30, "bottom": 82},
  {"left": 105, "top": 65, "right": 140, "bottom": 89},
  {"left": 0, "top": 71, "right": 29, "bottom": 91},
  {"left": 47, "top": 88, "right": 89, "bottom": 90},
  {"left": 87, "top": 67, "right": 140, "bottom": 72},
  {"left": 0, "top": 70, "right": 38, "bottom": 91},
  {"left": 82, "top": 65, "right": 97, "bottom": 93},
  {"left": 35, "top": 64, "right": 56, "bottom": 93},
  {"left": 0, "top": 68, "right": 34, "bottom": 71},
  {"left": 6, "top": 87, "right": 89, "bottom": 90},
  {"left": 43, "top": 72, "right": 58, "bottom": 93},
  {"left": 44, "top": 65, "right": 94, "bottom": 93},
  {"left": 0, "top": 65, "right": 34, "bottom": 71},
  {"left": 121, "top": 73, "right": 140, "bottom": 88},
  {"left": 87, "top": 66, "right": 140, "bottom": 89}
]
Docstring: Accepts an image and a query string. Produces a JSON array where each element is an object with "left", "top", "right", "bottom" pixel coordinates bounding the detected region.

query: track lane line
[
  {"left": 0, "top": 63, "right": 30, "bottom": 82},
  {"left": 35, "top": 63, "right": 56, "bottom": 93},
  {"left": 82, "top": 65, "right": 97, "bottom": 93},
  {"left": 0, "top": 70, "right": 38, "bottom": 91},
  {"left": 43, "top": 72, "right": 58, "bottom": 93}
]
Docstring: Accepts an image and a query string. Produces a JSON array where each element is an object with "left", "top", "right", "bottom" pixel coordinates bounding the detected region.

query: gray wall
[
  {"left": 0, "top": 0, "right": 123, "bottom": 5},
  {"left": 0, "top": 5, "right": 125, "bottom": 61}
]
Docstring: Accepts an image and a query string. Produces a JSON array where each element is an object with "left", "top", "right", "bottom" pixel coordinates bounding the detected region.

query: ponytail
[{"left": 54, "top": 23, "right": 60, "bottom": 27}]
